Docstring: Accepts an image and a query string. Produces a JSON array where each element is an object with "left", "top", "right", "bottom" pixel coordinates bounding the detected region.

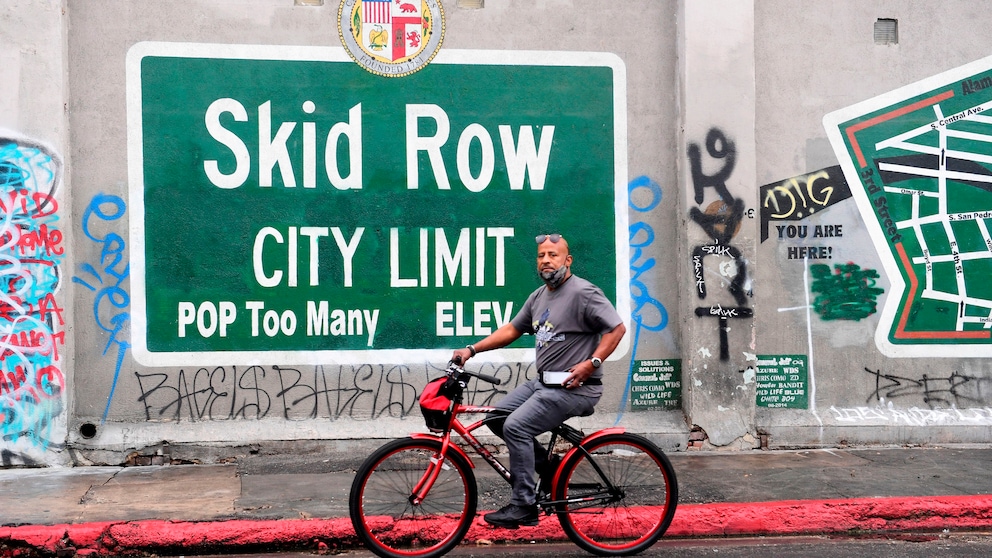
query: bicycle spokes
[
  {"left": 350, "top": 438, "right": 478, "bottom": 558},
  {"left": 555, "top": 434, "right": 678, "bottom": 556}
]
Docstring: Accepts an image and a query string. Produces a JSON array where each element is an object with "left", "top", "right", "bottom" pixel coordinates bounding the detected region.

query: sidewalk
[{"left": 4, "top": 446, "right": 992, "bottom": 555}]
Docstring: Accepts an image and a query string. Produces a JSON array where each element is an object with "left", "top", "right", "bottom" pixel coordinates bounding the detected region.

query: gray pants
[{"left": 490, "top": 378, "right": 598, "bottom": 506}]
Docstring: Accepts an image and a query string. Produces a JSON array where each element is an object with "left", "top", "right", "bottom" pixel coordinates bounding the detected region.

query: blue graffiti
[
  {"left": 72, "top": 193, "right": 130, "bottom": 421},
  {"left": 617, "top": 176, "right": 669, "bottom": 421},
  {"left": 0, "top": 137, "right": 65, "bottom": 452}
]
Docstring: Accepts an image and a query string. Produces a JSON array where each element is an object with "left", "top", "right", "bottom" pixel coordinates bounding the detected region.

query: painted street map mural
[{"left": 825, "top": 55, "right": 992, "bottom": 357}]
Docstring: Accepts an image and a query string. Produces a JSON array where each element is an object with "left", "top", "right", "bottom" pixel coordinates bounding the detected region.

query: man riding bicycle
[{"left": 451, "top": 233, "right": 626, "bottom": 528}]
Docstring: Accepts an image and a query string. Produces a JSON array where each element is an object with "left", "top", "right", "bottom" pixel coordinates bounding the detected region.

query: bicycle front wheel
[
  {"left": 349, "top": 437, "right": 478, "bottom": 558},
  {"left": 554, "top": 433, "right": 678, "bottom": 556}
]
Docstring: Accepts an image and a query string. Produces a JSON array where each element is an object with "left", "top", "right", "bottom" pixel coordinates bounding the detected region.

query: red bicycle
[{"left": 349, "top": 361, "right": 679, "bottom": 557}]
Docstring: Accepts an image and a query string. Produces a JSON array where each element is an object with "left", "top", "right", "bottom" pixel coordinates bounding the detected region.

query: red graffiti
[
  {"left": 0, "top": 367, "right": 27, "bottom": 396},
  {"left": 0, "top": 138, "right": 65, "bottom": 446},
  {"left": 37, "top": 293, "right": 65, "bottom": 327},
  {"left": 35, "top": 365, "right": 63, "bottom": 398},
  {"left": 0, "top": 189, "right": 58, "bottom": 218},
  {"left": 0, "top": 223, "right": 65, "bottom": 257},
  {"left": 0, "top": 329, "right": 63, "bottom": 361},
  {"left": 0, "top": 294, "right": 67, "bottom": 332},
  {"left": 29, "top": 192, "right": 59, "bottom": 218},
  {"left": 0, "top": 364, "right": 62, "bottom": 401}
]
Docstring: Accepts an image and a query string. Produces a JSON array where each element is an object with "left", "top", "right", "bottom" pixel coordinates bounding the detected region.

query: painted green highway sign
[{"left": 127, "top": 43, "right": 629, "bottom": 366}]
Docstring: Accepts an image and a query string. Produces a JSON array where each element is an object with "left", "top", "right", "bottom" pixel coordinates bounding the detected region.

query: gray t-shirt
[{"left": 511, "top": 274, "right": 623, "bottom": 396}]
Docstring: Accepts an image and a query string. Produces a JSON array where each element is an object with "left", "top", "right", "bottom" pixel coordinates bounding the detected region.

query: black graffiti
[
  {"left": 276, "top": 365, "right": 366, "bottom": 420},
  {"left": 275, "top": 364, "right": 419, "bottom": 421},
  {"left": 693, "top": 306, "right": 754, "bottom": 361},
  {"left": 450, "top": 361, "right": 538, "bottom": 407},
  {"left": 688, "top": 129, "right": 736, "bottom": 206},
  {"left": 863, "top": 367, "right": 992, "bottom": 408},
  {"left": 692, "top": 244, "right": 748, "bottom": 306},
  {"left": 135, "top": 366, "right": 268, "bottom": 421},
  {"left": 1, "top": 449, "right": 38, "bottom": 467},
  {"left": 688, "top": 128, "right": 752, "bottom": 361},
  {"left": 687, "top": 129, "right": 744, "bottom": 245},
  {"left": 135, "top": 362, "right": 539, "bottom": 422}
]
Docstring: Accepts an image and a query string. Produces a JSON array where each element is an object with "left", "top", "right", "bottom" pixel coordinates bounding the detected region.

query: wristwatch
[{"left": 590, "top": 357, "right": 603, "bottom": 368}]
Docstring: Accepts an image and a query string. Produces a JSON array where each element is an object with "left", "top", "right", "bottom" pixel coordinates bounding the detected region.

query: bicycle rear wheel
[
  {"left": 349, "top": 437, "right": 477, "bottom": 558},
  {"left": 554, "top": 433, "right": 678, "bottom": 556}
]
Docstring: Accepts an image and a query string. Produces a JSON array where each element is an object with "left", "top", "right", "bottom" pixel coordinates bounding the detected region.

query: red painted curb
[
  {"left": 667, "top": 495, "right": 992, "bottom": 537},
  {"left": 4, "top": 496, "right": 992, "bottom": 555}
]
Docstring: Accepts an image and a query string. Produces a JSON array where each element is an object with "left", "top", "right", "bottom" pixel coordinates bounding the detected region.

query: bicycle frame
[
  {"left": 410, "top": 398, "right": 629, "bottom": 510},
  {"left": 409, "top": 402, "right": 507, "bottom": 507}
]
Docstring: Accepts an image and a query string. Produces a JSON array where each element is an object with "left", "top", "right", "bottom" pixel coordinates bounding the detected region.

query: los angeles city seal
[{"left": 338, "top": 0, "right": 445, "bottom": 78}]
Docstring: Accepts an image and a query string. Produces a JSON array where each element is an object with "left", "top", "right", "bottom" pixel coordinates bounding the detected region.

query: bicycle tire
[
  {"left": 349, "top": 437, "right": 478, "bottom": 558},
  {"left": 553, "top": 433, "right": 678, "bottom": 556}
]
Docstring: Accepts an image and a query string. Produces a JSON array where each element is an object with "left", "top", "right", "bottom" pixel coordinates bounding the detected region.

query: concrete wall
[
  {"left": 1, "top": 0, "right": 992, "bottom": 468},
  {"left": 63, "top": 0, "right": 683, "bottom": 466}
]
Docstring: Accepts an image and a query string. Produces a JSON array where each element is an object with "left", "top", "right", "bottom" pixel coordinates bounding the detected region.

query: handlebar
[{"left": 447, "top": 360, "right": 502, "bottom": 386}]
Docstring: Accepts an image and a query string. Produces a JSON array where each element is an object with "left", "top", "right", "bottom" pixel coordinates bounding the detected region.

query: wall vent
[{"left": 874, "top": 18, "right": 898, "bottom": 45}]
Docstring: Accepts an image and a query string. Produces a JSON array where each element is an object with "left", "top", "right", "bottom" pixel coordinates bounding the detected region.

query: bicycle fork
[
  {"left": 409, "top": 453, "right": 447, "bottom": 506},
  {"left": 409, "top": 425, "right": 508, "bottom": 506},
  {"left": 409, "top": 435, "right": 461, "bottom": 506}
]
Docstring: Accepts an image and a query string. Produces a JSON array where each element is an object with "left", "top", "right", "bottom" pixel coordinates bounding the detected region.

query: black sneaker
[
  {"left": 538, "top": 454, "right": 561, "bottom": 497},
  {"left": 484, "top": 503, "right": 539, "bottom": 528}
]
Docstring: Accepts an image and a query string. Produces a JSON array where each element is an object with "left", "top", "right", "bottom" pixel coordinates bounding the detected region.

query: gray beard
[{"left": 540, "top": 265, "right": 568, "bottom": 289}]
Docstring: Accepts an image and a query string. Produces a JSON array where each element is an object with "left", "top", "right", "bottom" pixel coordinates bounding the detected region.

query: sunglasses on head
[{"left": 535, "top": 234, "right": 564, "bottom": 244}]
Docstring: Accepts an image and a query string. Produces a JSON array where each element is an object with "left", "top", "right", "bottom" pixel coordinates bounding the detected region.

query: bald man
[{"left": 451, "top": 233, "right": 626, "bottom": 528}]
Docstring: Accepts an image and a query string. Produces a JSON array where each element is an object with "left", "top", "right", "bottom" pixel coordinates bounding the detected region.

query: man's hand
[
  {"left": 451, "top": 347, "right": 473, "bottom": 365},
  {"left": 563, "top": 360, "right": 595, "bottom": 389},
  {"left": 561, "top": 322, "right": 626, "bottom": 388}
]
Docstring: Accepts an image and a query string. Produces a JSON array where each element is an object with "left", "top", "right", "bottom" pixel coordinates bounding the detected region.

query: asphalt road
[{"left": 193, "top": 533, "right": 992, "bottom": 558}]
